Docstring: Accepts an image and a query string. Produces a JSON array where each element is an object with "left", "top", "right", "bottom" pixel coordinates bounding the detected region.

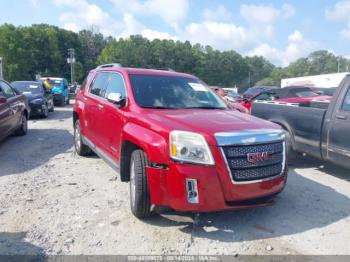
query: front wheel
[
  {"left": 130, "top": 150, "right": 152, "bottom": 219},
  {"left": 41, "top": 104, "right": 49, "bottom": 118},
  {"left": 74, "top": 120, "right": 91, "bottom": 156}
]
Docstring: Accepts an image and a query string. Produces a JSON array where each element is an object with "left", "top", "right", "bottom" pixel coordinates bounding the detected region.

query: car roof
[
  {"left": 95, "top": 66, "right": 197, "bottom": 79},
  {"left": 40, "top": 77, "right": 65, "bottom": 80}
]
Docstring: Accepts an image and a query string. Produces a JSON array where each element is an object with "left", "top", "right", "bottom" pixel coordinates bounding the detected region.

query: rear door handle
[
  {"left": 97, "top": 104, "right": 104, "bottom": 110},
  {"left": 336, "top": 115, "right": 347, "bottom": 120}
]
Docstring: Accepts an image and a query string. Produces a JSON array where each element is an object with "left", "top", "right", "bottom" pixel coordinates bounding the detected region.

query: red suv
[{"left": 73, "top": 64, "right": 288, "bottom": 219}]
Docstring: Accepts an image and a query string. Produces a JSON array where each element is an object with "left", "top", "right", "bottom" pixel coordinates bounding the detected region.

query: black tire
[
  {"left": 285, "top": 130, "right": 298, "bottom": 160},
  {"left": 14, "top": 113, "right": 28, "bottom": 136},
  {"left": 59, "top": 97, "right": 65, "bottom": 107},
  {"left": 129, "top": 150, "right": 152, "bottom": 219},
  {"left": 41, "top": 104, "right": 49, "bottom": 118},
  {"left": 74, "top": 119, "right": 91, "bottom": 156},
  {"left": 49, "top": 103, "right": 54, "bottom": 112}
]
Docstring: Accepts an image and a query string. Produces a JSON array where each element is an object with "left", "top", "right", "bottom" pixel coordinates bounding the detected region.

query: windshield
[
  {"left": 49, "top": 80, "right": 63, "bottom": 87},
  {"left": 129, "top": 75, "right": 227, "bottom": 109},
  {"left": 12, "top": 82, "right": 43, "bottom": 94}
]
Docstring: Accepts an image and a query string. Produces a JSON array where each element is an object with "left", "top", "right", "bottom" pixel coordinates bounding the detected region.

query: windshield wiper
[
  {"left": 184, "top": 106, "right": 226, "bottom": 110},
  {"left": 141, "top": 106, "right": 178, "bottom": 109}
]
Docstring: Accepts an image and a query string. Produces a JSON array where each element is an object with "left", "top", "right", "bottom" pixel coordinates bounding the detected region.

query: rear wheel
[
  {"left": 130, "top": 150, "right": 152, "bottom": 219},
  {"left": 74, "top": 119, "right": 91, "bottom": 156},
  {"left": 15, "top": 113, "right": 28, "bottom": 136}
]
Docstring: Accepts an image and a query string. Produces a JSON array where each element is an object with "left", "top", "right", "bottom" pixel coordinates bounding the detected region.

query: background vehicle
[
  {"left": 281, "top": 72, "right": 348, "bottom": 88},
  {"left": 0, "top": 80, "right": 29, "bottom": 141},
  {"left": 40, "top": 77, "right": 69, "bottom": 106},
  {"left": 223, "top": 88, "right": 241, "bottom": 101},
  {"left": 251, "top": 75, "right": 350, "bottom": 169},
  {"left": 240, "top": 86, "right": 331, "bottom": 112},
  {"left": 73, "top": 65, "right": 287, "bottom": 219},
  {"left": 210, "top": 86, "right": 248, "bottom": 113},
  {"left": 242, "top": 86, "right": 279, "bottom": 99},
  {"left": 12, "top": 81, "right": 54, "bottom": 118}
]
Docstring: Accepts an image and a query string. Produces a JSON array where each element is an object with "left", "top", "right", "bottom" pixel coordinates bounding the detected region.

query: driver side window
[
  {"left": 341, "top": 88, "right": 350, "bottom": 112},
  {"left": 0, "top": 82, "right": 15, "bottom": 98}
]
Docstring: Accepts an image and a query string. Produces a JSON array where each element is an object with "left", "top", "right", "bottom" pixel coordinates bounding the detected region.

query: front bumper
[
  {"left": 29, "top": 103, "right": 45, "bottom": 116},
  {"left": 147, "top": 146, "right": 287, "bottom": 212},
  {"left": 53, "top": 93, "right": 64, "bottom": 102}
]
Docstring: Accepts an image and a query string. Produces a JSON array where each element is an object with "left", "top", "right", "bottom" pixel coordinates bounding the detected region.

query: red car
[
  {"left": 73, "top": 65, "right": 287, "bottom": 219},
  {"left": 0, "top": 80, "right": 29, "bottom": 142}
]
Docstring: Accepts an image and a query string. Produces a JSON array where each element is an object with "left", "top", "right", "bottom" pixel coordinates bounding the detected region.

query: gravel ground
[{"left": 0, "top": 105, "right": 349, "bottom": 256}]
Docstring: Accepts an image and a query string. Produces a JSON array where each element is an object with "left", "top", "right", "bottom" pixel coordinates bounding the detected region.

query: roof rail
[
  {"left": 153, "top": 67, "right": 175, "bottom": 72},
  {"left": 96, "top": 63, "right": 122, "bottom": 69}
]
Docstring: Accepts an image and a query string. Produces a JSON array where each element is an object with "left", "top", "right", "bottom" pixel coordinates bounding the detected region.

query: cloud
[
  {"left": 325, "top": 1, "right": 350, "bottom": 21},
  {"left": 110, "top": 0, "right": 189, "bottom": 28},
  {"left": 53, "top": 0, "right": 118, "bottom": 36},
  {"left": 240, "top": 3, "right": 295, "bottom": 24},
  {"left": 248, "top": 30, "right": 319, "bottom": 66},
  {"left": 203, "top": 5, "right": 232, "bottom": 21},
  {"left": 326, "top": 1, "right": 350, "bottom": 40},
  {"left": 340, "top": 22, "right": 350, "bottom": 39},
  {"left": 183, "top": 21, "right": 253, "bottom": 51}
]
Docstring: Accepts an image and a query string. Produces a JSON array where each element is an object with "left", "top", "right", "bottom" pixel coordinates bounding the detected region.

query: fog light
[{"left": 186, "top": 179, "right": 199, "bottom": 204}]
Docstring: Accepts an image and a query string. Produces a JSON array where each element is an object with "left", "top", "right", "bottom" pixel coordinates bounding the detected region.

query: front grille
[{"left": 222, "top": 142, "right": 284, "bottom": 182}]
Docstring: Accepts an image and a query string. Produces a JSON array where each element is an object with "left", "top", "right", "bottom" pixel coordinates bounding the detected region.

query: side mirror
[
  {"left": 0, "top": 96, "right": 7, "bottom": 104},
  {"left": 107, "top": 93, "right": 125, "bottom": 106}
]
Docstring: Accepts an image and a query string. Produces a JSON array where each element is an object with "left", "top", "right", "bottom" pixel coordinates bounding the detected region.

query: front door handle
[
  {"left": 97, "top": 104, "right": 104, "bottom": 110},
  {"left": 336, "top": 115, "right": 347, "bottom": 120}
]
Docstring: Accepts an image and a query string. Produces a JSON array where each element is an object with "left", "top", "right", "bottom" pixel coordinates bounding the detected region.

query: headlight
[
  {"left": 32, "top": 98, "right": 44, "bottom": 104},
  {"left": 54, "top": 90, "right": 62, "bottom": 94},
  {"left": 169, "top": 130, "right": 215, "bottom": 165}
]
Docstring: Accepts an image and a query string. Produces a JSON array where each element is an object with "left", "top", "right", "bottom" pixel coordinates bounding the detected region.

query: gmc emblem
[{"left": 247, "top": 152, "right": 273, "bottom": 163}]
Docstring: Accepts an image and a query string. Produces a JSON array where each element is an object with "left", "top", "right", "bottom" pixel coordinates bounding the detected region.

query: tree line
[{"left": 0, "top": 23, "right": 349, "bottom": 91}]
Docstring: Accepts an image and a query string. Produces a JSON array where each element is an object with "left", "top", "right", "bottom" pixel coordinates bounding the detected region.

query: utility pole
[
  {"left": 67, "top": 49, "right": 76, "bottom": 84},
  {"left": 337, "top": 57, "right": 341, "bottom": 73},
  {"left": 248, "top": 71, "right": 251, "bottom": 88},
  {"left": 0, "top": 57, "right": 3, "bottom": 80}
]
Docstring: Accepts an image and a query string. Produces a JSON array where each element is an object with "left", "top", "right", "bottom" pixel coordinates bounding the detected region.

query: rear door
[
  {"left": 97, "top": 72, "right": 127, "bottom": 163},
  {"left": 327, "top": 85, "right": 350, "bottom": 167},
  {"left": 83, "top": 72, "right": 109, "bottom": 147},
  {"left": 0, "top": 87, "right": 11, "bottom": 140}
]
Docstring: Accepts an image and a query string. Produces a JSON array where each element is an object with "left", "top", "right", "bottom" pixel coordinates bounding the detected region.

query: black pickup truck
[{"left": 251, "top": 75, "right": 350, "bottom": 169}]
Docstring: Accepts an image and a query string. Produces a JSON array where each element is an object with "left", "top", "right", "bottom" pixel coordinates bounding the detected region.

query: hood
[{"left": 139, "top": 109, "right": 280, "bottom": 145}]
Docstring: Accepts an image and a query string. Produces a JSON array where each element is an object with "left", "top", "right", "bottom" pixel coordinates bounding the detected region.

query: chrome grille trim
[{"left": 216, "top": 129, "right": 286, "bottom": 184}]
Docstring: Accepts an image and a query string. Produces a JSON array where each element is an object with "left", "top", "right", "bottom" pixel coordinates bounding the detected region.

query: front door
[
  {"left": 83, "top": 72, "right": 109, "bottom": 148},
  {"left": 327, "top": 85, "right": 350, "bottom": 167},
  {"left": 0, "top": 88, "right": 11, "bottom": 140},
  {"left": 0, "top": 81, "right": 21, "bottom": 131},
  {"left": 97, "top": 72, "right": 127, "bottom": 164}
]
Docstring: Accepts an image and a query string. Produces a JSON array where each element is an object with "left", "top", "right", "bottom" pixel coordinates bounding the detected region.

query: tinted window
[
  {"left": 0, "top": 82, "right": 15, "bottom": 98},
  {"left": 104, "top": 73, "right": 126, "bottom": 99},
  {"left": 89, "top": 72, "right": 109, "bottom": 97},
  {"left": 341, "top": 88, "right": 350, "bottom": 112},
  {"left": 130, "top": 75, "right": 226, "bottom": 109},
  {"left": 12, "top": 82, "right": 44, "bottom": 94},
  {"left": 253, "top": 92, "right": 276, "bottom": 101}
]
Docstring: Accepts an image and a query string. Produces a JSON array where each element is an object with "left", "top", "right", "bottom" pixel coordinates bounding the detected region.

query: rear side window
[
  {"left": 0, "top": 82, "right": 16, "bottom": 98},
  {"left": 104, "top": 73, "right": 126, "bottom": 99},
  {"left": 89, "top": 72, "right": 109, "bottom": 97},
  {"left": 341, "top": 88, "right": 350, "bottom": 112}
]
